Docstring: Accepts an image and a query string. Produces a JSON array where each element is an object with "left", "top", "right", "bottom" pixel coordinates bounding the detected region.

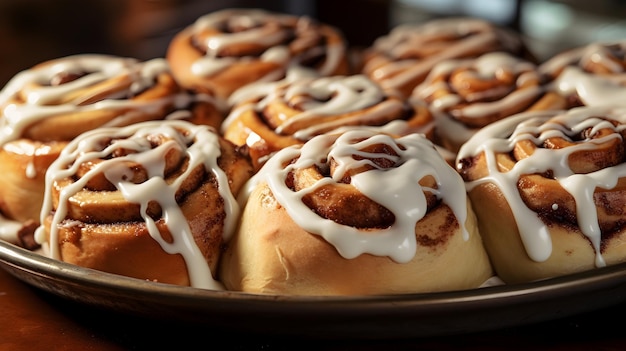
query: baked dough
[{"left": 220, "top": 129, "right": 493, "bottom": 295}]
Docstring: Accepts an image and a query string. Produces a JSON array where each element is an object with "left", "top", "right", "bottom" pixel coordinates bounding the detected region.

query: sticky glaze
[
  {"left": 224, "top": 67, "right": 433, "bottom": 141},
  {"left": 0, "top": 54, "right": 221, "bottom": 146},
  {"left": 363, "top": 17, "right": 523, "bottom": 94},
  {"left": 187, "top": 9, "right": 346, "bottom": 79},
  {"left": 457, "top": 106, "right": 626, "bottom": 266},
  {"left": 413, "top": 52, "right": 546, "bottom": 147},
  {"left": 242, "top": 129, "right": 469, "bottom": 263},
  {"left": 539, "top": 41, "right": 626, "bottom": 106},
  {"left": 34, "top": 120, "right": 240, "bottom": 289},
  {"left": 0, "top": 54, "right": 222, "bottom": 245}
]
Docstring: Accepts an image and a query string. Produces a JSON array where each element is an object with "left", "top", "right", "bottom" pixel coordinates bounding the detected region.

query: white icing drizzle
[
  {"left": 540, "top": 41, "right": 626, "bottom": 106},
  {"left": 242, "top": 129, "right": 469, "bottom": 263},
  {"left": 224, "top": 67, "right": 426, "bottom": 141},
  {"left": 225, "top": 65, "right": 320, "bottom": 109},
  {"left": 457, "top": 106, "right": 626, "bottom": 266},
  {"left": 413, "top": 52, "right": 544, "bottom": 146},
  {"left": 539, "top": 42, "right": 626, "bottom": 77},
  {"left": 416, "top": 52, "right": 541, "bottom": 117},
  {"left": 0, "top": 55, "right": 220, "bottom": 146},
  {"left": 365, "top": 18, "right": 521, "bottom": 92},
  {"left": 34, "top": 120, "right": 240, "bottom": 290},
  {"left": 433, "top": 110, "right": 480, "bottom": 148},
  {"left": 551, "top": 66, "right": 626, "bottom": 106},
  {"left": 188, "top": 9, "right": 345, "bottom": 79}
]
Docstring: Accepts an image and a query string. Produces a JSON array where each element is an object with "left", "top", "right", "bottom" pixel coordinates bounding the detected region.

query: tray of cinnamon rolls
[{"left": 2, "top": 8, "right": 626, "bottom": 338}]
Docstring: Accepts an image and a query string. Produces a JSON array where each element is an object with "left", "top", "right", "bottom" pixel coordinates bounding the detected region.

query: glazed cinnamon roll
[
  {"left": 539, "top": 41, "right": 626, "bottom": 107},
  {"left": 35, "top": 120, "right": 253, "bottom": 288},
  {"left": 222, "top": 68, "right": 435, "bottom": 170},
  {"left": 457, "top": 106, "right": 626, "bottom": 284},
  {"left": 412, "top": 51, "right": 566, "bottom": 153},
  {"left": 166, "top": 8, "right": 351, "bottom": 102},
  {"left": 0, "top": 54, "right": 223, "bottom": 247},
  {"left": 220, "top": 129, "right": 493, "bottom": 295},
  {"left": 361, "top": 17, "right": 532, "bottom": 98}
]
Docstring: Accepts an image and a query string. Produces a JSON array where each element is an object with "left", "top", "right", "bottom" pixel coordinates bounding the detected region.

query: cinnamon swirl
[
  {"left": 166, "top": 8, "right": 351, "bottom": 102},
  {"left": 222, "top": 68, "right": 435, "bottom": 170},
  {"left": 539, "top": 41, "right": 626, "bottom": 108},
  {"left": 457, "top": 106, "right": 626, "bottom": 284},
  {"left": 35, "top": 120, "right": 253, "bottom": 288},
  {"left": 220, "top": 129, "right": 492, "bottom": 295},
  {"left": 413, "top": 51, "right": 566, "bottom": 153},
  {"left": 361, "top": 17, "right": 532, "bottom": 98},
  {"left": 0, "top": 54, "right": 224, "bottom": 247}
]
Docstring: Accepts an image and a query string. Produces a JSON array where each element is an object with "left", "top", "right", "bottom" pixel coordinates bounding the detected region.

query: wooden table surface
[{"left": 2, "top": 265, "right": 626, "bottom": 351}]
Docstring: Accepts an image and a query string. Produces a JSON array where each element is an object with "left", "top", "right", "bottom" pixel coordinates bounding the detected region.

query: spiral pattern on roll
[
  {"left": 457, "top": 106, "right": 626, "bottom": 280},
  {"left": 166, "top": 8, "right": 350, "bottom": 101},
  {"left": 36, "top": 120, "right": 253, "bottom": 288},
  {"left": 539, "top": 41, "right": 626, "bottom": 108},
  {"left": 223, "top": 68, "right": 434, "bottom": 169}
]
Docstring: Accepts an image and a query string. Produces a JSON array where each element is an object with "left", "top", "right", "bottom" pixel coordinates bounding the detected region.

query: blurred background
[{"left": 1, "top": 0, "right": 625, "bottom": 87}]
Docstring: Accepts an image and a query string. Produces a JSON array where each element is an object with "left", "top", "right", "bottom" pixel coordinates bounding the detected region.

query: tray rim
[{"left": 3, "top": 239, "right": 626, "bottom": 339}]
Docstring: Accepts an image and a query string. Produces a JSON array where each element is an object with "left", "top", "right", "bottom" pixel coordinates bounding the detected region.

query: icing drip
[
  {"left": 413, "top": 52, "right": 545, "bottom": 147},
  {"left": 416, "top": 52, "right": 541, "bottom": 119},
  {"left": 365, "top": 18, "right": 522, "bottom": 93},
  {"left": 539, "top": 42, "right": 626, "bottom": 77},
  {"left": 224, "top": 68, "right": 424, "bottom": 141},
  {"left": 551, "top": 66, "right": 626, "bottom": 106},
  {"left": 188, "top": 9, "right": 345, "bottom": 79},
  {"left": 35, "top": 120, "right": 240, "bottom": 289},
  {"left": 457, "top": 106, "right": 626, "bottom": 266},
  {"left": 225, "top": 65, "right": 319, "bottom": 109},
  {"left": 0, "top": 55, "right": 220, "bottom": 146},
  {"left": 540, "top": 41, "right": 626, "bottom": 106},
  {"left": 372, "top": 18, "right": 519, "bottom": 58},
  {"left": 243, "top": 129, "right": 469, "bottom": 263}
]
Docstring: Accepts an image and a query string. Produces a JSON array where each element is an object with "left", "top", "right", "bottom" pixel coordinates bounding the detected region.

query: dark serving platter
[{"left": 2, "top": 239, "right": 626, "bottom": 340}]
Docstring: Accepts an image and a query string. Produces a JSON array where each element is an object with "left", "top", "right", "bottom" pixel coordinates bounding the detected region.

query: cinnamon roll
[
  {"left": 220, "top": 129, "right": 493, "bottom": 295},
  {"left": 456, "top": 106, "right": 626, "bottom": 284},
  {"left": 166, "top": 8, "right": 351, "bottom": 102},
  {"left": 222, "top": 68, "right": 435, "bottom": 170},
  {"left": 539, "top": 41, "right": 626, "bottom": 108},
  {"left": 35, "top": 120, "right": 253, "bottom": 288},
  {"left": 0, "top": 54, "right": 223, "bottom": 247},
  {"left": 361, "top": 17, "right": 532, "bottom": 98},
  {"left": 412, "top": 51, "right": 566, "bottom": 153}
]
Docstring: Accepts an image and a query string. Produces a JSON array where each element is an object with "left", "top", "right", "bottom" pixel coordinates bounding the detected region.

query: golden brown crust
[
  {"left": 220, "top": 130, "right": 492, "bottom": 295},
  {"left": 457, "top": 107, "right": 626, "bottom": 284},
  {"left": 0, "top": 140, "right": 66, "bottom": 223},
  {"left": 167, "top": 26, "right": 285, "bottom": 100},
  {"left": 222, "top": 74, "right": 435, "bottom": 170},
  {"left": 219, "top": 181, "right": 492, "bottom": 295},
  {"left": 40, "top": 121, "right": 253, "bottom": 286},
  {"left": 467, "top": 182, "right": 601, "bottom": 284},
  {"left": 412, "top": 52, "right": 567, "bottom": 154},
  {"left": 47, "top": 218, "right": 191, "bottom": 285},
  {"left": 48, "top": 175, "right": 237, "bottom": 286},
  {"left": 538, "top": 41, "right": 626, "bottom": 108},
  {"left": 0, "top": 55, "right": 224, "bottom": 235},
  {"left": 166, "top": 9, "right": 350, "bottom": 102},
  {"left": 5, "top": 58, "right": 223, "bottom": 141},
  {"left": 361, "top": 17, "right": 533, "bottom": 98}
]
